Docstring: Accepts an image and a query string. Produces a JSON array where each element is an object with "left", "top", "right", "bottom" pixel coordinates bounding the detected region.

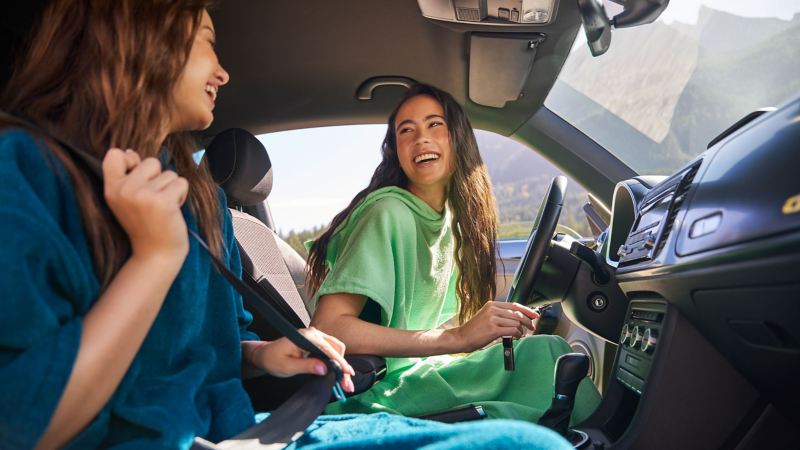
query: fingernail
[{"left": 314, "top": 364, "right": 327, "bottom": 375}]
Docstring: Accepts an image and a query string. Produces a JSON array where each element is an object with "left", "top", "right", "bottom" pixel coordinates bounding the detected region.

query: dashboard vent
[
  {"left": 653, "top": 160, "right": 702, "bottom": 256},
  {"left": 618, "top": 159, "right": 703, "bottom": 268}
]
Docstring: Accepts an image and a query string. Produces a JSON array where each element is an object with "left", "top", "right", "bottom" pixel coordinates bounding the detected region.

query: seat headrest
[{"left": 203, "top": 128, "right": 273, "bottom": 207}]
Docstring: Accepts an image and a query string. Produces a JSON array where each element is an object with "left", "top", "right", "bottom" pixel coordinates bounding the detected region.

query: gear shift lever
[{"left": 538, "top": 353, "right": 590, "bottom": 446}]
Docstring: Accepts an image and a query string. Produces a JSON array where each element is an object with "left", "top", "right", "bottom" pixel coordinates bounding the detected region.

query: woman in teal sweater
[
  {"left": 308, "top": 85, "right": 600, "bottom": 422},
  {"left": 0, "top": 1, "right": 571, "bottom": 449}
]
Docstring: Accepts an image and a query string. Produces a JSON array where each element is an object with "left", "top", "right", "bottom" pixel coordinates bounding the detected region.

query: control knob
[
  {"left": 642, "top": 328, "right": 658, "bottom": 353},
  {"left": 629, "top": 326, "right": 642, "bottom": 349},
  {"left": 620, "top": 324, "right": 631, "bottom": 345}
]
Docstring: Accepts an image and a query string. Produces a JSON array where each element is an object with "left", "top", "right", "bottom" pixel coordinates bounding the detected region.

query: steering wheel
[
  {"left": 507, "top": 176, "right": 567, "bottom": 304},
  {"left": 502, "top": 176, "right": 567, "bottom": 370}
]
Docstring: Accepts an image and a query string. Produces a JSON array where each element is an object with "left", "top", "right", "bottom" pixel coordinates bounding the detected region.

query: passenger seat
[{"left": 203, "top": 128, "right": 385, "bottom": 410}]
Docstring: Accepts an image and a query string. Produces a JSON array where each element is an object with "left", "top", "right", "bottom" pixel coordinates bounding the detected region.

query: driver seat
[{"left": 202, "top": 128, "right": 386, "bottom": 410}]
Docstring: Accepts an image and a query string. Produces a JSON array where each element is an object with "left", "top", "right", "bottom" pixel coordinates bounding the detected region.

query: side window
[
  {"left": 251, "top": 126, "right": 592, "bottom": 260},
  {"left": 476, "top": 130, "right": 591, "bottom": 240},
  {"left": 257, "top": 126, "right": 384, "bottom": 257}
]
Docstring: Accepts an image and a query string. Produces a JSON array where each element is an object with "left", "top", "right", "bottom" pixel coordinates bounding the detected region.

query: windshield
[{"left": 545, "top": 1, "right": 800, "bottom": 175}]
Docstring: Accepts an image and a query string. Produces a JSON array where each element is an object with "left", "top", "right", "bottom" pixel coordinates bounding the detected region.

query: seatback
[
  {"left": 204, "top": 128, "right": 387, "bottom": 410},
  {"left": 203, "top": 128, "right": 310, "bottom": 336}
]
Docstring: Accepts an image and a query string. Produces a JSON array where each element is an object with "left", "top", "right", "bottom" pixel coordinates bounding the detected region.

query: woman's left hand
[{"left": 249, "top": 327, "right": 356, "bottom": 392}]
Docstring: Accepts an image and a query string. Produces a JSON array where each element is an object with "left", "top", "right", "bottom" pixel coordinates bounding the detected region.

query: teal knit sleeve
[{"left": 0, "top": 131, "right": 89, "bottom": 449}]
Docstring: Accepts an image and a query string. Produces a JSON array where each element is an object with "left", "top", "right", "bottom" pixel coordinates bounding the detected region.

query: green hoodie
[
  {"left": 316, "top": 186, "right": 600, "bottom": 424},
  {"left": 313, "top": 186, "right": 458, "bottom": 374}
]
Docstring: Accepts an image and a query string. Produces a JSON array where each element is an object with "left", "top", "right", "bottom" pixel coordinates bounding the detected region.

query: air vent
[
  {"left": 653, "top": 160, "right": 702, "bottom": 256},
  {"left": 618, "top": 159, "right": 703, "bottom": 268}
]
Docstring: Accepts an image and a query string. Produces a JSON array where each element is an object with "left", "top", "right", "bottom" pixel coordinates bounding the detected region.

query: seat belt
[{"left": 0, "top": 111, "right": 343, "bottom": 448}]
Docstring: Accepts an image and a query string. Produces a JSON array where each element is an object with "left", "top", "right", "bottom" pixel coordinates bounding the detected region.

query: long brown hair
[
  {"left": 0, "top": 0, "right": 222, "bottom": 288},
  {"left": 307, "top": 84, "right": 498, "bottom": 324}
]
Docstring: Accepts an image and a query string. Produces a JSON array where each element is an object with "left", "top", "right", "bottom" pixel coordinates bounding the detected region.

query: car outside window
[
  {"left": 254, "top": 125, "right": 591, "bottom": 258},
  {"left": 476, "top": 129, "right": 591, "bottom": 240},
  {"left": 546, "top": 1, "right": 800, "bottom": 175}
]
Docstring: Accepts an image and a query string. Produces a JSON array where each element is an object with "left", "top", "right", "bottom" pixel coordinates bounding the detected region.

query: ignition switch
[{"left": 588, "top": 293, "right": 608, "bottom": 312}]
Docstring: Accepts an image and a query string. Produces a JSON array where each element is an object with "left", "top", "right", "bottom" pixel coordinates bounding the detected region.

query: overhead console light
[{"left": 418, "top": 0, "right": 558, "bottom": 26}]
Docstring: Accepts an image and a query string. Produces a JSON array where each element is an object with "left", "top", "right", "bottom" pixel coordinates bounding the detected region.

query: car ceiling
[
  {"left": 3, "top": 1, "right": 627, "bottom": 198},
  {"left": 1, "top": 0, "right": 583, "bottom": 142},
  {"left": 206, "top": 0, "right": 583, "bottom": 138}
]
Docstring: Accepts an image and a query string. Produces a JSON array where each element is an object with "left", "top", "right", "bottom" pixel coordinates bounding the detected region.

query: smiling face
[
  {"left": 169, "top": 10, "right": 230, "bottom": 133},
  {"left": 394, "top": 94, "right": 454, "bottom": 206}
]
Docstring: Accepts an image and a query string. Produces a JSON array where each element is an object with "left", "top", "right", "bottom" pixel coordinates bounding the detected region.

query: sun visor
[{"left": 468, "top": 33, "right": 545, "bottom": 108}]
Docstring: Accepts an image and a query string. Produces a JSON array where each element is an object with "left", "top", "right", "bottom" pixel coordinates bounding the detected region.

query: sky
[
  {"left": 656, "top": 0, "right": 799, "bottom": 24},
  {"left": 258, "top": 0, "right": 800, "bottom": 234},
  {"left": 258, "top": 126, "right": 384, "bottom": 234}
]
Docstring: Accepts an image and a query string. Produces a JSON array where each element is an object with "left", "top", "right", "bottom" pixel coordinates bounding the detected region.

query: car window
[
  {"left": 476, "top": 130, "right": 591, "bottom": 240},
  {"left": 545, "top": 1, "right": 800, "bottom": 175},
  {"left": 255, "top": 125, "right": 592, "bottom": 256}
]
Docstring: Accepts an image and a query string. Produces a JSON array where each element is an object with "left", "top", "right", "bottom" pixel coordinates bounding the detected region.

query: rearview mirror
[
  {"left": 577, "top": 0, "right": 669, "bottom": 57},
  {"left": 577, "top": 0, "right": 611, "bottom": 57}
]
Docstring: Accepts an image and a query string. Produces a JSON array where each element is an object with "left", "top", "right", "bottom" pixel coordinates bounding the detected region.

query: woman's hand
[
  {"left": 102, "top": 148, "right": 189, "bottom": 262},
  {"left": 249, "top": 327, "right": 356, "bottom": 393},
  {"left": 447, "top": 301, "right": 540, "bottom": 353}
]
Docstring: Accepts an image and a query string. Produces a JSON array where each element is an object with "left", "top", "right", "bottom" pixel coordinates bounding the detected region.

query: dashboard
[{"left": 574, "top": 97, "right": 800, "bottom": 447}]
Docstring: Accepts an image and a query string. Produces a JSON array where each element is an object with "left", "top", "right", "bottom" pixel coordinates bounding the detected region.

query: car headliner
[
  {"left": 1, "top": 1, "right": 631, "bottom": 202},
  {"left": 205, "top": 0, "right": 582, "bottom": 138}
]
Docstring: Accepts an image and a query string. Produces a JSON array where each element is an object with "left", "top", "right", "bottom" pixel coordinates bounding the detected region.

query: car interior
[{"left": 2, "top": 0, "right": 798, "bottom": 449}]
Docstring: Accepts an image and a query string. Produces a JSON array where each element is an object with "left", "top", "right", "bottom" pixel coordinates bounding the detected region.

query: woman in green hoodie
[{"left": 309, "top": 84, "right": 601, "bottom": 423}]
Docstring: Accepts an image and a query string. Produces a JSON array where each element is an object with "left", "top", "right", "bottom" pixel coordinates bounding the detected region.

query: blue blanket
[{"left": 285, "top": 413, "right": 571, "bottom": 449}]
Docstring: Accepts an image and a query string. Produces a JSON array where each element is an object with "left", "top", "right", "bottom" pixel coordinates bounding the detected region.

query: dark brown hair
[
  {"left": 307, "top": 84, "right": 498, "bottom": 324},
  {"left": 0, "top": 0, "right": 222, "bottom": 288}
]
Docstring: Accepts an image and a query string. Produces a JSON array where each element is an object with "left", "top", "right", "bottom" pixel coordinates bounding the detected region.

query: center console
[
  {"left": 615, "top": 301, "right": 665, "bottom": 395},
  {"left": 573, "top": 298, "right": 764, "bottom": 449}
]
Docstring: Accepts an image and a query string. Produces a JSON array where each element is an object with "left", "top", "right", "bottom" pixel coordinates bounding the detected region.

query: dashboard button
[
  {"left": 689, "top": 213, "right": 722, "bottom": 239},
  {"left": 643, "top": 232, "right": 656, "bottom": 249}
]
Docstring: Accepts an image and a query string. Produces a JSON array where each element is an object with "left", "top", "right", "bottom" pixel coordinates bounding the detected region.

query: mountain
[
  {"left": 546, "top": 7, "right": 800, "bottom": 175},
  {"left": 477, "top": 130, "right": 561, "bottom": 184},
  {"left": 693, "top": 6, "right": 798, "bottom": 56},
  {"left": 557, "top": 20, "right": 699, "bottom": 143},
  {"left": 477, "top": 6, "right": 800, "bottom": 239},
  {"left": 475, "top": 131, "right": 592, "bottom": 237},
  {"left": 670, "top": 18, "right": 800, "bottom": 156}
]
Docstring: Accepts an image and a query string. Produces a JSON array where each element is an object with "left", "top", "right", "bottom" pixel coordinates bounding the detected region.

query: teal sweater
[{"left": 0, "top": 129, "right": 259, "bottom": 449}]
